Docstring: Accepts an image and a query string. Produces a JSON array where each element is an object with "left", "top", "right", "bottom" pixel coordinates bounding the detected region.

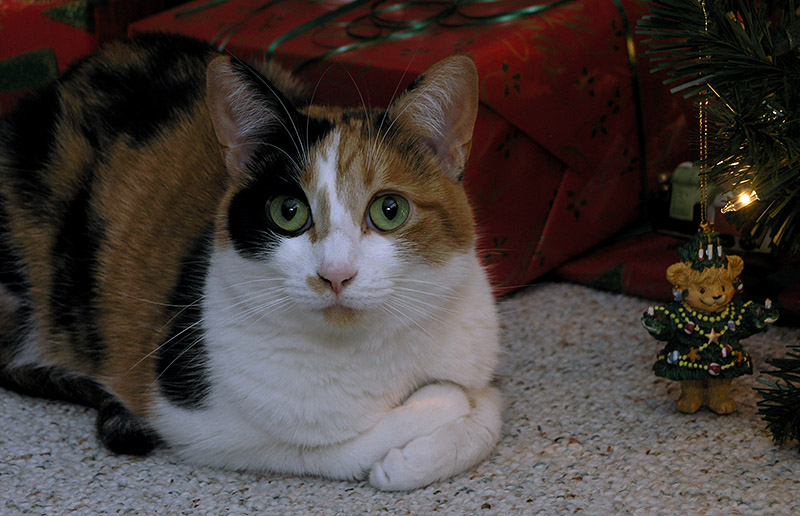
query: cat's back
[
  {"left": 0, "top": 33, "right": 223, "bottom": 211},
  {"left": 0, "top": 34, "right": 227, "bottom": 398}
]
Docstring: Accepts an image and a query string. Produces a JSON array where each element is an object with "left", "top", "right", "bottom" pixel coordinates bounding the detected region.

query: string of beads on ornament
[
  {"left": 651, "top": 302, "right": 754, "bottom": 376},
  {"left": 653, "top": 302, "right": 751, "bottom": 347},
  {"left": 656, "top": 350, "right": 749, "bottom": 374}
]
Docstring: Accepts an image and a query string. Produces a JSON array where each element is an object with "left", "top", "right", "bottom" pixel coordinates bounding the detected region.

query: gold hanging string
[
  {"left": 699, "top": 96, "right": 709, "bottom": 228},
  {"left": 699, "top": 0, "right": 712, "bottom": 233}
]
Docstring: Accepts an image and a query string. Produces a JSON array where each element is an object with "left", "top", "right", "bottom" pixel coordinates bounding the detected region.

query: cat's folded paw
[
  {"left": 399, "top": 382, "right": 470, "bottom": 421},
  {"left": 368, "top": 433, "right": 438, "bottom": 491},
  {"left": 369, "top": 385, "right": 502, "bottom": 491},
  {"left": 97, "top": 399, "right": 161, "bottom": 456},
  {"left": 380, "top": 382, "right": 470, "bottom": 446}
]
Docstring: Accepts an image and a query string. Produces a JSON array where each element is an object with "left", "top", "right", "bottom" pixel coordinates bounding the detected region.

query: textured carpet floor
[{"left": 3, "top": 282, "right": 800, "bottom": 515}]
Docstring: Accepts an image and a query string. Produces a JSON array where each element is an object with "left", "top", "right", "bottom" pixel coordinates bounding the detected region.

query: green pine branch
[
  {"left": 756, "top": 341, "right": 800, "bottom": 450},
  {"left": 638, "top": 0, "right": 800, "bottom": 253}
]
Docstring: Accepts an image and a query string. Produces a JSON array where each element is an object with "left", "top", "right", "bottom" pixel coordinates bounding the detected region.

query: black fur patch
[
  {"left": 157, "top": 229, "right": 213, "bottom": 410},
  {"left": 0, "top": 364, "right": 160, "bottom": 454},
  {"left": 96, "top": 398, "right": 161, "bottom": 455},
  {"left": 79, "top": 34, "right": 214, "bottom": 149},
  {"left": 228, "top": 170, "right": 313, "bottom": 260},
  {"left": 50, "top": 178, "right": 106, "bottom": 372},
  {"left": 406, "top": 73, "right": 425, "bottom": 93},
  {"left": 0, "top": 85, "right": 59, "bottom": 216},
  {"left": 226, "top": 62, "right": 333, "bottom": 258},
  {"left": 0, "top": 198, "right": 29, "bottom": 297},
  {"left": 0, "top": 365, "right": 107, "bottom": 408}
]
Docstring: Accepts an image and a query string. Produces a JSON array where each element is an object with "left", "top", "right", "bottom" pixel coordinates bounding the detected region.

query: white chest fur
[
  {"left": 199, "top": 243, "right": 497, "bottom": 439},
  {"left": 203, "top": 306, "right": 427, "bottom": 447}
]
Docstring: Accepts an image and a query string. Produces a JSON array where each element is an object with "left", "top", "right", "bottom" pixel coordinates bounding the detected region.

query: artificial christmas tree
[{"left": 638, "top": 0, "right": 800, "bottom": 253}]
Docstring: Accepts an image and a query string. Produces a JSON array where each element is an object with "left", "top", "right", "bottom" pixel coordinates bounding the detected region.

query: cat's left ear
[
  {"left": 206, "top": 55, "right": 294, "bottom": 177},
  {"left": 388, "top": 55, "right": 479, "bottom": 180}
]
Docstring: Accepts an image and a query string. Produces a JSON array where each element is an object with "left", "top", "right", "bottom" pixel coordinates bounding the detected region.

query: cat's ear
[
  {"left": 388, "top": 55, "right": 479, "bottom": 180},
  {"left": 206, "top": 55, "right": 292, "bottom": 177}
]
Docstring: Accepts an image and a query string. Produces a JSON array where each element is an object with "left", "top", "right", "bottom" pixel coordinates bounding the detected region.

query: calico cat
[{"left": 0, "top": 33, "right": 502, "bottom": 491}]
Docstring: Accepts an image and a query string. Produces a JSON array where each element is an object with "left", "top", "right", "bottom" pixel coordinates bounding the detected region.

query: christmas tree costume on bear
[{"left": 641, "top": 230, "right": 778, "bottom": 414}]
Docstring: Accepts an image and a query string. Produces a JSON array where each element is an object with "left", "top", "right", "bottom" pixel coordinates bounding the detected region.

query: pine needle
[
  {"left": 638, "top": 0, "right": 800, "bottom": 254},
  {"left": 756, "top": 341, "right": 800, "bottom": 450}
]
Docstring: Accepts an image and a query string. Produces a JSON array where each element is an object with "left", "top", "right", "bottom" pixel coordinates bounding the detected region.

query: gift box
[
  {"left": 555, "top": 228, "right": 800, "bottom": 324},
  {"left": 129, "top": 0, "right": 691, "bottom": 292},
  {"left": 0, "top": 0, "right": 180, "bottom": 118}
]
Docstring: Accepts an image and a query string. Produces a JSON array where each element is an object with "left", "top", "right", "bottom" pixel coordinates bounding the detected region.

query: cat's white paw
[
  {"left": 369, "top": 385, "right": 502, "bottom": 491},
  {"left": 369, "top": 431, "right": 443, "bottom": 491},
  {"left": 401, "top": 382, "right": 469, "bottom": 409},
  {"left": 385, "top": 382, "right": 470, "bottom": 438}
]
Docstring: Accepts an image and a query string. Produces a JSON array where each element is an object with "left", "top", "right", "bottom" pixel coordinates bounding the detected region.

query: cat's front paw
[
  {"left": 388, "top": 382, "right": 470, "bottom": 438},
  {"left": 369, "top": 431, "right": 442, "bottom": 491},
  {"left": 369, "top": 385, "right": 502, "bottom": 491}
]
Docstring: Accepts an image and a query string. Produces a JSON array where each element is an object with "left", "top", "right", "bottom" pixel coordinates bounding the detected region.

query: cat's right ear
[{"left": 206, "top": 55, "right": 289, "bottom": 177}]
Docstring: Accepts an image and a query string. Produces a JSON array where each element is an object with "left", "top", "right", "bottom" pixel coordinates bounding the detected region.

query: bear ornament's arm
[
  {"left": 740, "top": 298, "right": 779, "bottom": 333},
  {"left": 642, "top": 305, "right": 675, "bottom": 341}
]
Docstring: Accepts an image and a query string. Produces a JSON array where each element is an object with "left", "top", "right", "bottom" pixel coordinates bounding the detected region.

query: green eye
[
  {"left": 267, "top": 195, "right": 311, "bottom": 234},
  {"left": 368, "top": 194, "right": 410, "bottom": 232}
]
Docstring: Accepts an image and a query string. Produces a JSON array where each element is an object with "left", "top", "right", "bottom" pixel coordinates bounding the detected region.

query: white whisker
[
  {"left": 391, "top": 285, "right": 460, "bottom": 302},
  {"left": 390, "top": 288, "right": 459, "bottom": 315},
  {"left": 306, "top": 63, "right": 336, "bottom": 158},
  {"left": 220, "top": 277, "right": 285, "bottom": 291},
  {"left": 337, "top": 64, "right": 374, "bottom": 168},
  {"left": 227, "top": 141, "right": 303, "bottom": 175},
  {"left": 390, "top": 294, "right": 454, "bottom": 330},
  {"left": 145, "top": 333, "right": 208, "bottom": 397},
  {"left": 128, "top": 316, "right": 205, "bottom": 374},
  {"left": 370, "top": 53, "right": 422, "bottom": 167},
  {"left": 382, "top": 301, "right": 437, "bottom": 342},
  {"left": 242, "top": 60, "right": 307, "bottom": 159}
]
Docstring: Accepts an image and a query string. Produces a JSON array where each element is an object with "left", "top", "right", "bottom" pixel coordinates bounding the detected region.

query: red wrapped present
[
  {"left": 0, "top": 0, "right": 178, "bottom": 118},
  {"left": 555, "top": 228, "right": 800, "bottom": 325},
  {"left": 124, "top": 0, "right": 691, "bottom": 292}
]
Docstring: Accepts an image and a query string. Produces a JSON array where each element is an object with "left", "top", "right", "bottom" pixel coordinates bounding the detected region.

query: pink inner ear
[
  {"left": 206, "top": 57, "right": 240, "bottom": 148},
  {"left": 388, "top": 55, "right": 478, "bottom": 179},
  {"left": 210, "top": 101, "right": 241, "bottom": 150},
  {"left": 205, "top": 56, "right": 277, "bottom": 178}
]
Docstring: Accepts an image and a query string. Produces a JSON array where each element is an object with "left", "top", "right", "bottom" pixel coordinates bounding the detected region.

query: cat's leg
[
  {"left": 0, "top": 364, "right": 105, "bottom": 408},
  {"left": 281, "top": 382, "right": 474, "bottom": 481},
  {"left": 0, "top": 364, "right": 161, "bottom": 455},
  {"left": 368, "top": 384, "right": 502, "bottom": 491}
]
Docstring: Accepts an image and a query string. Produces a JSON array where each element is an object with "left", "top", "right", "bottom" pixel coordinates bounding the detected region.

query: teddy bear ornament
[{"left": 642, "top": 229, "right": 778, "bottom": 414}]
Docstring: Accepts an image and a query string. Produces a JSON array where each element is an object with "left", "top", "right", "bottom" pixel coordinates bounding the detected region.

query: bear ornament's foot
[
  {"left": 676, "top": 380, "right": 704, "bottom": 414},
  {"left": 676, "top": 378, "right": 737, "bottom": 415},
  {"left": 706, "top": 378, "right": 737, "bottom": 415}
]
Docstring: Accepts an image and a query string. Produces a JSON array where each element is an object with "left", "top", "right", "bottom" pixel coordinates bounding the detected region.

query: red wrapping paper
[
  {"left": 123, "top": 0, "right": 691, "bottom": 292},
  {"left": 556, "top": 229, "right": 800, "bottom": 325},
  {"left": 0, "top": 0, "right": 176, "bottom": 117},
  {"left": 0, "top": 0, "right": 97, "bottom": 116}
]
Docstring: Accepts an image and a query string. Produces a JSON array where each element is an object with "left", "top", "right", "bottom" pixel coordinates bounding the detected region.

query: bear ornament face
[{"left": 667, "top": 254, "right": 743, "bottom": 314}]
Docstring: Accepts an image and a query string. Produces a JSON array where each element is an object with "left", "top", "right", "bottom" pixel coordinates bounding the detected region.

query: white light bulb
[{"left": 738, "top": 192, "right": 751, "bottom": 205}]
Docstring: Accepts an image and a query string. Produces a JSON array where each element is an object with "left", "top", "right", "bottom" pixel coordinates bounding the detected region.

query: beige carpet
[{"left": 3, "top": 282, "right": 800, "bottom": 515}]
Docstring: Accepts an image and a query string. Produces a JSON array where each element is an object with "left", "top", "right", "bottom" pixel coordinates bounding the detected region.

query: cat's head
[{"left": 204, "top": 54, "right": 481, "bottom": 335}]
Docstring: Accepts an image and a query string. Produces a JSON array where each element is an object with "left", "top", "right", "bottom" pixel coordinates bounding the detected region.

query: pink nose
[{"left": 318, "top": 267, "right": 357, "bottom": 295}]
